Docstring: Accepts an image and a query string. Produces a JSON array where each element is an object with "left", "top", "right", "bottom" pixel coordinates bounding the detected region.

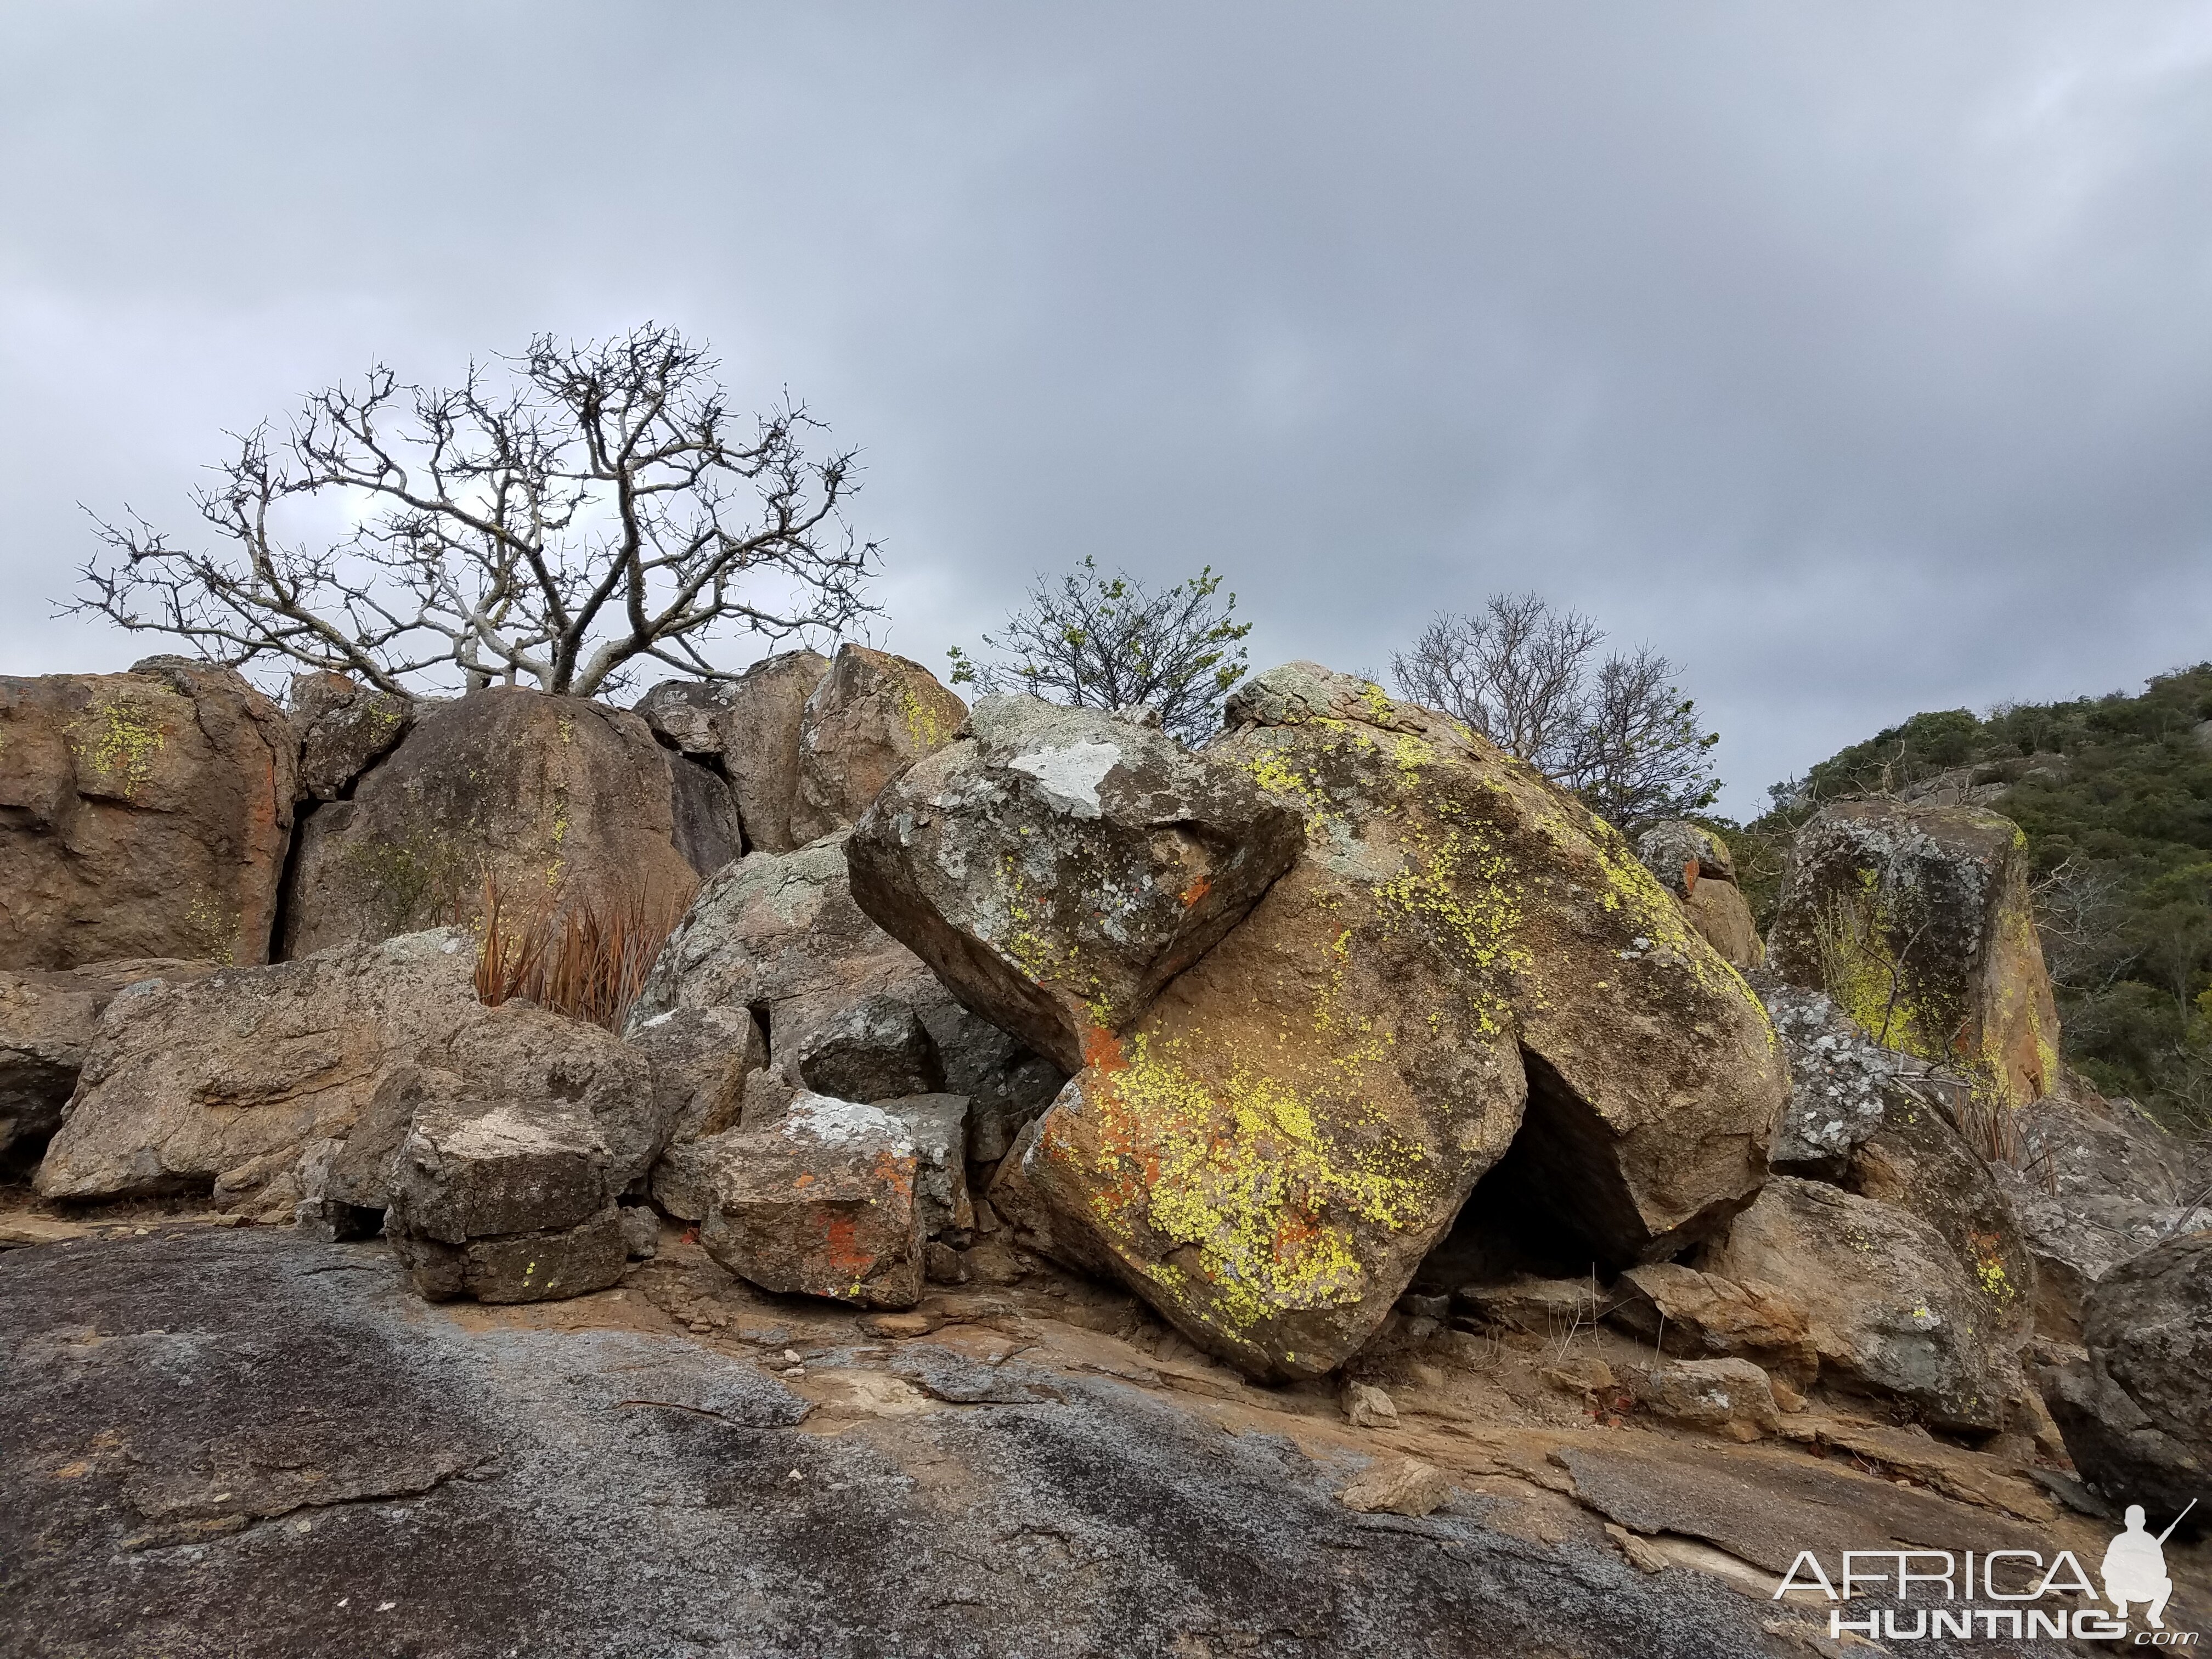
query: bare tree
[
  {"left": 1391, "top": 592, "right": 1718, "bottom": 831},
  {"left": 69, "top": 324, "right": 876, "bottom": 700},
  {"left": 947, "top": 557, "right": 1251, "bottom": 744}
]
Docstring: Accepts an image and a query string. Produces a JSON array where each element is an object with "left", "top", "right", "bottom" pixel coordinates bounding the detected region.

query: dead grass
[{"left": 475, "top": 874, "right": 695, "bottom": 1031}]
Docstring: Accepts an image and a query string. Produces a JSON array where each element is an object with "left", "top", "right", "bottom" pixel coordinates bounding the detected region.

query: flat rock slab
[{"left": 3, "top": 1227, "right": 1800, "bottom": 1658}]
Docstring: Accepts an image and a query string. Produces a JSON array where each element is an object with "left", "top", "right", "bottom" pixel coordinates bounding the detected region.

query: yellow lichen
[{"left": 68, "top": 691, "right": 166, "bottom": 800}]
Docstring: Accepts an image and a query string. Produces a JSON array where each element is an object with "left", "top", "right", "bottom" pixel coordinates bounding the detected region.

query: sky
[{"left": 3, "top": 3, "right": 2209, "bottom": 816}]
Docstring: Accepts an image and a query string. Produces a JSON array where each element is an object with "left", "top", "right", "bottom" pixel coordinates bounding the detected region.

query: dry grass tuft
[{"left": 475, "top": 874, "right": 695, "bottom": 1031}]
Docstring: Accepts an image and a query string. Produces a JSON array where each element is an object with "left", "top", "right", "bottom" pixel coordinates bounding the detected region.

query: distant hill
[{"left": 1729, "top": 663, "right": 2212, "bottom": 1130}]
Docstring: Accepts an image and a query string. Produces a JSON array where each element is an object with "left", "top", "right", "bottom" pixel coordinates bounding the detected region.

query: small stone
[
  {"left": 1340, "top": 1381, "right": 1400, "bottom": 1429},
  {"left": 1338, "top": 1457, "right": 1449, "bottom": 1517},
  {"left": 924, "top": 1241, "right": 969, "bottom": 1285},
  {"left": 618, "top": 1205, "right": 661, "bottom": 1260}
]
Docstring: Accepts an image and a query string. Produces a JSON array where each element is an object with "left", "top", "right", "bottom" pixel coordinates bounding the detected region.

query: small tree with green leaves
[{"left": 947, "top": 558, "right": 1251, "bottom": 744}]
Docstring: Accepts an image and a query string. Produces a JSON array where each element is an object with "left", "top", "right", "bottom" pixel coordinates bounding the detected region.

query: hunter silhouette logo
[
  {"left": 2103, "top": 1501, "right": 2194, "bottom": 1630},
  {"left": 1772, "top": 1498, "right": 2201, "bottom": 1643}
]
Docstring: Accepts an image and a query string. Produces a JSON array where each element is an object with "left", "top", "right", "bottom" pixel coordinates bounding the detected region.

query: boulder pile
[{"left": 4, "top": 648, "right": 2204, "bottom": 1520}]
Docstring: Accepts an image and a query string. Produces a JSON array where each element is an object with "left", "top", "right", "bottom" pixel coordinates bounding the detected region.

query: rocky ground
[{"left": 8, "top": 1203, "right": 2198, "bottom": 1659}]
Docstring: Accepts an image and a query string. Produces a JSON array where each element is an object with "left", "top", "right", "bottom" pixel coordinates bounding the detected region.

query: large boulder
[
  {"left": 636, "top": 650, "right": 830, "bottom": 854},
  {"left": 1754, "top": 975, "right": 1901, "bottom": 1178},
  {"left": 1703, "top": 1176, "right": 2010, "bottom": 1430},
  {"left": 1636, "top": 821, "right": 1762, "bottom": 969},
  {"left": 279, "top": 688, "right": 733, "bottom": 958},
  {"left": 789, "top": 645, "right": 967, "bottom": 845},
  {"left": 697, "top": 1092, "right": 926, "bottom": 1308},
  {"left": 2041, "top": 1228, "right": 2212, "bottom": 1516},
  {"left": 286, "top": 672, "right": 411, "bottom": 802},
  {"left": 1766, "top": 800, "right": 2061, "bottom": 1107},
  {"left": 624, "top": 1005, "right": 767, "bottom": 1147},
  {"left": 1992, "top": 1092, "right": 2210, "bottom": 1342},
  {"left": 847, "top": 696, "right": 1306, "bottom": 1073},
  {"left": 35, "top": 929, "right": 482, "bottom": 1220},
  {"left": 35, "top": 934, "right": 666, "bottom": 1224},
  {"left": 0, "top": 959, "right": 215, "bottom": 1172},
  {"left": 797, "top": 992, "right": 945, "bottom": 1103},
  {"left": 1015, "top": 664, "right": 1786, "bottom": 1379},
  {"left": 0, "top": 659, "right": 297, "bottom": 970}
]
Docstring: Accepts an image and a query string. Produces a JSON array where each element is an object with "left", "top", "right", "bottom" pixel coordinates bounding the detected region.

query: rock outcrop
[
  {"left": 0, "top": 959, "right": 215, "bottom": 1172},
  {"left": 1007, "top": 666, "right": 1784, "bottom": 1379},
  {"left": 698, "top": 1092, "right": 926, "bottom": 1308},
  {"left": 0, "top": 659, "right": 296, "bottom": 970},
  {"left": 2041, "top": 1227, "right": 2212, "bottom": 1515},
  {"left": 35, "top": 929, "right": 483, "bottom": 1221},
  {"left": 789, "top": 645, "right": 967, "bottom": 845},
  {"left": 1766, "top": 800, "right": 2060, "bottom": 1106},
  {"left": 1605, "top": 1262, "right": 1818, "bottom": 1385},
  {"left": 1704, "top": 1176, "right": 2008, "bottom": 1430},
  {"left": 847, "top": 696, "right": 1305, "bottom": 1073},
  {"left": 1637, "top": 821, "right": 1762, "bottom": 969},
  {"left": 280, "top": 689, "right": 730, "bottom": 958},
  {"left": 637, "top": 650, "right": 830, "bottom": 854}
]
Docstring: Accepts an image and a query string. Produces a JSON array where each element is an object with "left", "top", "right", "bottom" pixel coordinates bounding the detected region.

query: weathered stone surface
[
  {"left": 876, "top": 1092, "right": 974, "bottom": 1238},
  {"left": 627, "top": 1004, "right": 767, "bottom": 1146},
  {"left": 1605, "top": 1263, "right": 1818, "bottom": 1385},
  {"left": 637, "top": 650, "right": 830, "bottom": 855},
  {"left": 790, "top": 645, "right": 967, "bottom": 846},
  {"left": 627, "top": 832, "right": 1066, "bottom": 1137},
  {"left": 985, "top": 1116, "right": 1120, "bottom": 1278},
  {"left": 388, "top": 1206, "right": 627, "bottom": 1303},
  {"left": 35, "top": 929, "right": 481, "bottom": 1220},
  {"left": 847, "top": 695, "right": 1305, "bottom": 1074},
  {"left": 797, "top": 993, "right": 944, "bottom": 1103},
  {"left": 1704, "top": 1176, "right": 2008, "bottom": 1430},
  {"left": 0, "top": 959, "right": 214, "bottom": 1171},
  {"left": 1338, "top": 1457, "right": 1450, "bottom": 1517},
  {"left": 1637, "top": 821, "right": 1762, "bottom": 969},
  {"left": 1843, "top": 1084, "right": 2037, "bottom": 1362},
  {"left": 1453, "top": 1276, "right": 1610, "bottom": 1338},
  {"left": 0, "top": 659, "right": 296, "bottom": 970},
  {"left": 1620, "top": 1357, "right": 1780, "bottom": 1441},
  {"left": 1019, "top": 665, "right": 1782, "bottom": 1379},
  {"left": 2041, "top": 1228, "right": 2212, "bottom": 1516},
  {"left": 1767, "top": 800, "right": 2061, "bottom": 1107},
  {"left": 699, "top": 1092, "right": 926, "bottom": 1308},
  {"left": 280, "top": 688, "right": 713, "bottom": 958},
  {"left": 1991, "top": 1092, "right": 2209, "bottom": 1342},
  {"left": 1341, "top": 1380, "right": 1400, "bottom": 1429},
  {"left": 386, "top": 1100, "right": 613, "bottom": 1245},
  {"left": 668, "top": 752, "right": 745, "bottom": 878},
  {"left": 1754, "top": 974, "right": 1899, "bottom": 1177},
  {"left": 2, "top": 1226, "right": 1824, "bottom": 1659},
  {"left": 618, "top": 1203, "right": 661, "bottom": 1259},
  {"left": 287, "top": 671, "right": 411, "bottom": 802},
  {"left": 650, "top": 1126, "right": 744, "bottom": 1223}
]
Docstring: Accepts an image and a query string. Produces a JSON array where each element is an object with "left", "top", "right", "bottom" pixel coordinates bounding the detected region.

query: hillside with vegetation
[{"left": 1730, "top": 663, "right": 2212, "bottom": 1129}]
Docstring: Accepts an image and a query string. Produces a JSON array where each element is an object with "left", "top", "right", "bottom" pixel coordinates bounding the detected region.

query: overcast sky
[{"left": 4, "top": 3, "right": 2209, "bottom": 815}]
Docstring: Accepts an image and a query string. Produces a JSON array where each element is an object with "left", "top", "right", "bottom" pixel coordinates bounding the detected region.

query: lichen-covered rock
[
  {"left": 626, "top": 1005, "right": 767, "bottom": 1146},
  {"left": 0, "top": 959, "right": 214, "bottom": 1172},
  {"left": 797, "top": 993, "right": 945, "bottom": 1103},
  {"left": 1637, "top": 821, "right": 1762, "bottom": 968},
  {"left": 2040, "top": 1228, "right": 2212, "bottom": 1516},
  {"left": 1992, "top": 1093, "right": 2210, "bottom": 1342},
  {"left": 1017, "top": 665, "right": 1784, "bottom": 1380},
  {"left": 389, "top": 1206, "right": 627, "bottom": 1304},
  {"left": 698, "top": 1092, "right": 926, "bottom": 1308},
  {"left": 386, "top": 1099, "right": 613, "bottom": 1244},
  {"left": 1767, "top": 800, "right": 2060, "bottom": 1107},
  {"left": 1704, "top": 1176, "right": 2009, "bottom": 1430},
  {"left": 287, "top": 672, "right": 411, "bottom": 803},
  {"left": 0, "top": 659, "right": 297, "bottom": 970},
  {"left": 1605, "top": 1262, "right": 1818, "bottom": 1385},
  {"left": 637, "top": 650, "right": 830, "bottom": 855},
  {"left": 35, "top": 929, "right": 482, "bottom": 1220},
  {"left": 1843, "top": 1084, "right": 2037, "bottom": 1364},
  {"left": 876, "top": 1092, "right": 973, "bottom": 1238},
  {"left": 790, "top": 645, "right": 966, "bottom": 845},
  {"left": 847, "top": 695, "right": 1305, "bottom": 1073},
  {"left": 1754, "top": 975, "right": 1900, "bottom": 1177},
  {"left": 279, "top": 687, "right": 721, "bottom": 958}
]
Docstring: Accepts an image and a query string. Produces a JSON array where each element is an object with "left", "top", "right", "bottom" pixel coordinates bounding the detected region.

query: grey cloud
[{"left": 3, "top": 2, "right": 2208, "bottom": 812}]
